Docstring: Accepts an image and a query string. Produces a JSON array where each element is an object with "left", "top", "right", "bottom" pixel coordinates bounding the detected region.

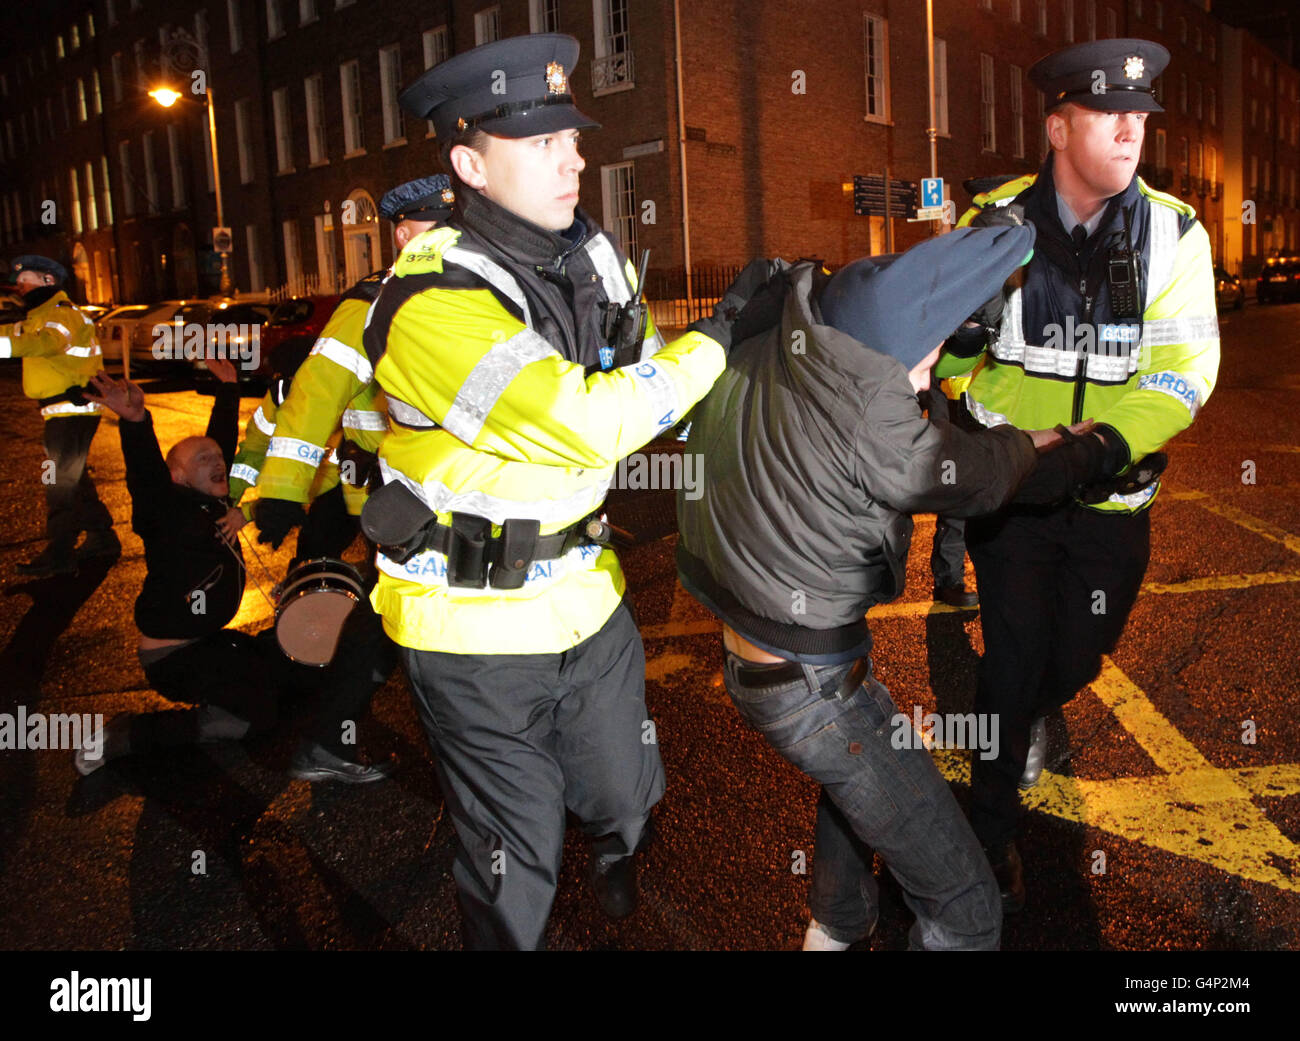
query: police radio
[
  {"left": 1107, "top": 206, "right": 1143, "bottom": 321},
  {"left": 599, "top": 249, "right": 651, "bottom": 371}
]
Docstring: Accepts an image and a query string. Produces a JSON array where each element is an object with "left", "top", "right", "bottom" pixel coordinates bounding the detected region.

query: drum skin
[{"left": 276, "top": 558, "right": 365, "bottom": 666}]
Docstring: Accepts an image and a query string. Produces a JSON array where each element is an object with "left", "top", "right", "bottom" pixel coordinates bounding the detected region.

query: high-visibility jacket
[
  {"left": 250, "top": 275, "right": 388, "bottom": 517},
  {"left": 936, "top": 158, "right": 1220, "bottom": 512},
  {"left": 365, "top": 213, "right": 724, "bottom": 655},
  {"left": 228, "top": 388, "right": 342, "bottom": 516},
  {"left": 0, "top": 288, "right": 103, "bottom": 418}
]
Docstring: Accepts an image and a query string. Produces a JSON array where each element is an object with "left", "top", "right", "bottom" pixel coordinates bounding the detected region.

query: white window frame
[
  {"left": 1038, "top": 0, "right": 1048, "bottom": 36},
  {"left": 380, "top": 45, "right": 405, "bottom": 147},
  {"left": 600, "top": 162, "right": 637, "bottom": 261},
  {"left": 530, "top": 0, "right": 560, "bottom": 33},
  {"left": 228, "top": 0, "right": 244, "bottom": 53},
  {"left": 305, "top": 74, "right": 327, "bottom": 165},
  {"left": 142, "top": 130, "right": 159, "bottom": 214},
  {"left": 315, "top": 212, "right": 337, "bottom": 290},
  {"left": 980, "top": 53, "right": 996, "bottom": 153},
  {"left": 84, "top": 162, "right": 98, "bottom": 229},
  {"left": 300, "top": 0, "right": 319, "bottom": 25},
  {"left": 75, "top": 78, "right": 87, "bottom": 122},
  {"left": 100, "top": 156, "right": 113, "bottom": 226},
  {"left": 1010, "top": 64, "right": 1024, "bottom": 159},
  {"left": 933, "top": 38, "right": 949, "bottom": 138},
  {"left": 234, "top": 98, "right": 254, "bottom": 184},
  {"left": 69, "top": 167, "right": 82, "bottom": 234},
  {"left": 167, "top": 123, "right": 186, "bottom": 208},
  {"left": 283, "top": 219, "right": 303, "bottom": 288},
  {"left": 863, "top": 14, "right": 890, "bottom": 125},
  {"left": 246, "top": 224, "right": 264, "bottom": 292},
  {"left": 90, "top": 70, "right": 101, "bottom": 116},
  {"left": 340, "top": 61, "right": 364, "bottom": 157},
  {"left": 272, "top": 87, "right": 294, "bottom": 172},
  {"left": 267, "top": 0, "right": 285, "bottom": 40},
  {"left": 118, "top": 140, "right": 134, "bottom": 216},
  {"left": 422, "top": 27, "right": 450, "bottom": 137},
  {"left": 475, "top": 6, "right": 501, "bottom": 46}
]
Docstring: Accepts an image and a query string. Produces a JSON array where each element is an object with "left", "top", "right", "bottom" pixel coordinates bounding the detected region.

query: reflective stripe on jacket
[{"left": 0, "top": 290, "right": 103, "bottom": 414}]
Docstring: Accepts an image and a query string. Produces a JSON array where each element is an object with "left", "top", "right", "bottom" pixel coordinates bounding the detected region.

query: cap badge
[
  {"left": 1124, "top": 56, "right": 1144, "bottom": 81},
  {"left": 440, "top": 188, "right": 455, "bottom": 204},
  {"left": 546, "top": 61, "right": 568, "bottom": 94}
]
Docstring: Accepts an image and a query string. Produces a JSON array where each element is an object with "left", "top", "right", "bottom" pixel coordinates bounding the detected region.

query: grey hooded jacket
[{"left": 675, "top": 262, "right": 1038, "bottom": 664}]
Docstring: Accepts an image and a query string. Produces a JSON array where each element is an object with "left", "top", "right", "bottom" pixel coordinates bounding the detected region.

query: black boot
[
  {"left": 986, "top": 841, "right": 1026, "bottom": 914},
  {"left": 589, "top": 852, "right": 639, "bottom": 919},
  {"left": 17, "top": 542, "right": 78, "bottom": 578}
]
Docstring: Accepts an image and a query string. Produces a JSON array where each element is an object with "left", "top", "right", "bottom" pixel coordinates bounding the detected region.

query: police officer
[
  {"left": 938, "top": 39, "right": 1220, "bottom": 911},
  {"left": 240, "top": 176, "right": 455, "bottom": 563},
  {"left": 363, "top": 33, "right": 759, "bottom": 949},
  {"left": 0, "top": 255, "right": 117, "bottom": 577}
]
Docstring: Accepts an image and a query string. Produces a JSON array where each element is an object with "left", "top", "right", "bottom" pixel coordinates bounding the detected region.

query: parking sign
[{"left": 921, "top": 178, "right": 944, "bottom": 209}]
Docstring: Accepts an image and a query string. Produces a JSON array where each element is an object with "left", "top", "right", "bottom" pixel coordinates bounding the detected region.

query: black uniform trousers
[
  {"left": 135, "top": 606, "right": 395, "bottom": 756},
  {"left": 402, "top": 599, "right": 664, "bottom": 950},
  {"left": 966, "top": 501, "right": 1151, "bottom": 850},
  {"left": 42, "top": 414, "right": 113, "bottom": 552}
]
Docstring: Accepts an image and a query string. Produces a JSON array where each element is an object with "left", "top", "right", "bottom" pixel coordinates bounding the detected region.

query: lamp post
[{"left": 149, "top": 28, "right": 232, "bottom": 295}]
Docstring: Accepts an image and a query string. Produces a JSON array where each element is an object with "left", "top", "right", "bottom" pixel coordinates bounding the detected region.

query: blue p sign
[{"left": 921, "top": 178, "right": 944, "bottom": 209}]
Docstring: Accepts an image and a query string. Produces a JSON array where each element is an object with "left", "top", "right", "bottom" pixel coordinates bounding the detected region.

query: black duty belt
[{"left": 732, "top": 654, "right": 871, "bottom": 699}]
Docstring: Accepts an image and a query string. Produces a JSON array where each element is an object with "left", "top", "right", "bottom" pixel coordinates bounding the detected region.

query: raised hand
[{"left": 85, "top": 371, "right": 146, "bottom": 422}]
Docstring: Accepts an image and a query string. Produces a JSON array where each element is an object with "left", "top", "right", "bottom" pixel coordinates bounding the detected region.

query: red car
[{"left": 260, "top": 294, "right": 344, "bottom": 372}]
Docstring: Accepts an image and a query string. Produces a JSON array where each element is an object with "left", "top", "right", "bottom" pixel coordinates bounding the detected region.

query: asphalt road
[{"left": 0, "top": 300, "right": 1296, "bottom": 953}]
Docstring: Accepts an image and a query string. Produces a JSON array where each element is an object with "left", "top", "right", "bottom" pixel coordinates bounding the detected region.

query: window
[
  {"left": 1178, "top": 73, "right": 1187, "bottom": 115},
  {"left": 601, "top": 163, "right": 637, "bottom": 260},
  {"left": 118, "top": 140, "right": 134, "bottom": 215},
  {"left": 168, "top": 124, "right": 186, "bottom": 207},
  {"left": 340, "top": 61, "right": 364, "bottom": 155},
  {"left": 305, "top": 74, "right": 327, "bottom": 164},
  {"left": 981, "top": 53, "right": 996, "bottom": 152},
  {"left": 90, "top": 70, "right": 101, "bottom": 116},
  {"left": 530, "top": 0, "right": 560, "bottom": 32},
  {"left": 315, "top": 213, "right": 337, "bottom": 289},
  {"left": 1063, "top": 0, "right": 1074, "bottom": 43},
  {"left": 272, "top": 87, "right": 294, "bottom": 171},
  {"left": 1010, "top": 64, "right": 1024, "bottom": 158},
  {"left": 1208, "top": 87, "right": 1216, "bottom": 126},
  {"left": 195, "top": 11, "right": 209, "bottom": 56},
  {"left": 1209, "top": 146, "right": 1217, "bottom": 190},
  {"left": 283, "top": 219, "right": 303, "bottom": 287},
  {"left": 300, "top": 0, "right": 319, "bottom": 24},
  {"left": 142, "top": 130, "right": 158, "bottom": 214},
  {"left": 1086, "top": 0, "right": 1095, "bottom": 40},
  {"left": 267, "top": 0, "right": 285, "bottom": 39},
  {"left": 228, "top": 0, "right": 244, "bottom": 53},
  {"left": 475, "top": 6, "right": 501, "bottom": 46},
  {"left": 69, "top": 168, "right": 82, "bottom": 234},
  {"left": 246, "top": 225, "right": 264, "bottom": 291},
  {"left": 1178, "top": 136, "right": 1189, "bottom": 184},
  {"left": 1264, "top": 159, "right": 1272, "bottom": 193},
  {"left": 70, "top": 25, "right": 80, "bottom": 52},
  {"left": 100, "top": 156, "right": 113, "bottom": 226},
  {"left": 1250, "top": 154, "right": 1257, "bottom": 192},
  {"left": 134, "top": 39, "right": 147, "bottom": 89},
  {"left": 75, "top": 79, "right": 87, "bottom": 122},
  {"left": 234, "top": 98, "right": 254, "bottom": 183},
  {"left": 422, "top": 28, "right": 450, "bottom": 136},
  {"left": 864, "top": 14, "right": 890, "bottom": 123},
  {"left": 1154, "top": 1, "right": 1162, "bottom": 30},
  {"left": 933, "top": 38, "right": 949, "bottom": 137},
  {"left": 107, "top": 0, "right": 117, "bottom": 27},
  {"left": 380, "top": 45, "right": 405, "bottom": 146},
  {"left": 1038, "top": 0, "right": 1048, "bottom": 36},
  {"left": 56, "top": 36, "right": 65, "bottom": 61},
  {"left": 84, "top": 163, "right": 97, "bottom": 229},
  {"left": 593, "top": 0, "right": 633, "bottom": 94},
  {"left": 1105, "top": 7, "right": 1116, "bottom": 37}
]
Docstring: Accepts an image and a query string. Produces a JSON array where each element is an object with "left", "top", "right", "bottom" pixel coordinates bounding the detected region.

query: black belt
[{"left": 733, "top": 654, "right": 871, "bottom": 698}]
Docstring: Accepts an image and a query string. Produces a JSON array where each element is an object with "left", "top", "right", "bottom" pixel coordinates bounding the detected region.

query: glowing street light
[{"left": 148, "top": 88, "right": 183, "bottom": 108}]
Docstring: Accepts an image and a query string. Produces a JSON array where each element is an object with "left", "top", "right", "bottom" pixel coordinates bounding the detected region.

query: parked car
[
  {"left": 186, "top": 300, "right": 273, "bottom": 387},
  {"left": 1256, "top": 257, "right": 1300, "bottom": 304},
  {"left": 1215, "top": 268, "right": 1244, "bottom": 311},
  {"left": 261, "top": 293, "right": 342, "bottom": 366},
  {"left": 96, "top": 303, "right": 154, "bottom": 367},
  {"left": 125, "top": 299, "right": 201, "bottom": 376}
]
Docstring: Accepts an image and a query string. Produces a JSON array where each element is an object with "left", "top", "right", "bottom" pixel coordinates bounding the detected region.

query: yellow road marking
[{"left": 1166, "top": 486, "right": 1300, "bottom": 556}]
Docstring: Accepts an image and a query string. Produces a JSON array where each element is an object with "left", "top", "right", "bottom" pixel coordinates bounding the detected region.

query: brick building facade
[{"left": 0, "top": 0, "right": 1291, "bottom": 306}]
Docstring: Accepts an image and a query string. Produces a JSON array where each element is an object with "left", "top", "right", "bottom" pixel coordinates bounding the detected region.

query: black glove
[
  {"left": 1012, "top": 424, "right": 1115, "bottom": 506},
  {"left": 253, "top": 497, "right": 307, "bottom": 549},
  {"left": 688, "top": 258, "right": 790, "bottom": 351}
]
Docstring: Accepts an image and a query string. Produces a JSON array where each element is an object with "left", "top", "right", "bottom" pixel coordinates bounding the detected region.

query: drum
[{"left": 275, "top": 558, "right": 366, "bottom": 666}]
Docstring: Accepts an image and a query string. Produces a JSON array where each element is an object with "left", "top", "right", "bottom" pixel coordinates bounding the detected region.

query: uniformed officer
[
  {"left": 938, "top": 39, "right": 1220, "bottom": 911},
  {"left": 364, "top": 33, "right": 759, "bottom": 949},
  {"left": 0, "top": 255, "right": 118, "bottom": 577},
  {"left": 240, "top": 176, "right": 455, "bottom": 564}
]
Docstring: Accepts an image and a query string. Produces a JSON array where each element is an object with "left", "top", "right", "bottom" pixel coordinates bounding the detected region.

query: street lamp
[{"left": 150, "top": 28, "right": 233, "bottom": 296}]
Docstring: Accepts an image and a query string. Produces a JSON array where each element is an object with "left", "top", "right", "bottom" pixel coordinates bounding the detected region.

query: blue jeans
[{"left": 723, "top": 652, "right": 1000, "bottom": 950}]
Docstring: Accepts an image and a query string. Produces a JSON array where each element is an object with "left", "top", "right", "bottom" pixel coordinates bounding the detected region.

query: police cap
[
  {"left": 1029, "top": 38, "right": 1169, "bottom": 113},
  {"left": 11, "top": 254, "right": 68, "bottom": 286},
  {"left": 399, "top": 33, "right": 599, "bottom": 141},
  {"left": 379, "top": 175, "right": 455, "bottom": 223}
]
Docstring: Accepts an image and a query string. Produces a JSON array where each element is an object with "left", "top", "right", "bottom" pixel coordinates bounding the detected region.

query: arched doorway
[
  {"left": 342, "top": 189, "right": 381, "bottom": 284},
  {"left": 72, "top": 243, "right": 91, "bottom": 303},
  {"left": 173, "top": 224, "right": 198, "bottom": 298}
]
